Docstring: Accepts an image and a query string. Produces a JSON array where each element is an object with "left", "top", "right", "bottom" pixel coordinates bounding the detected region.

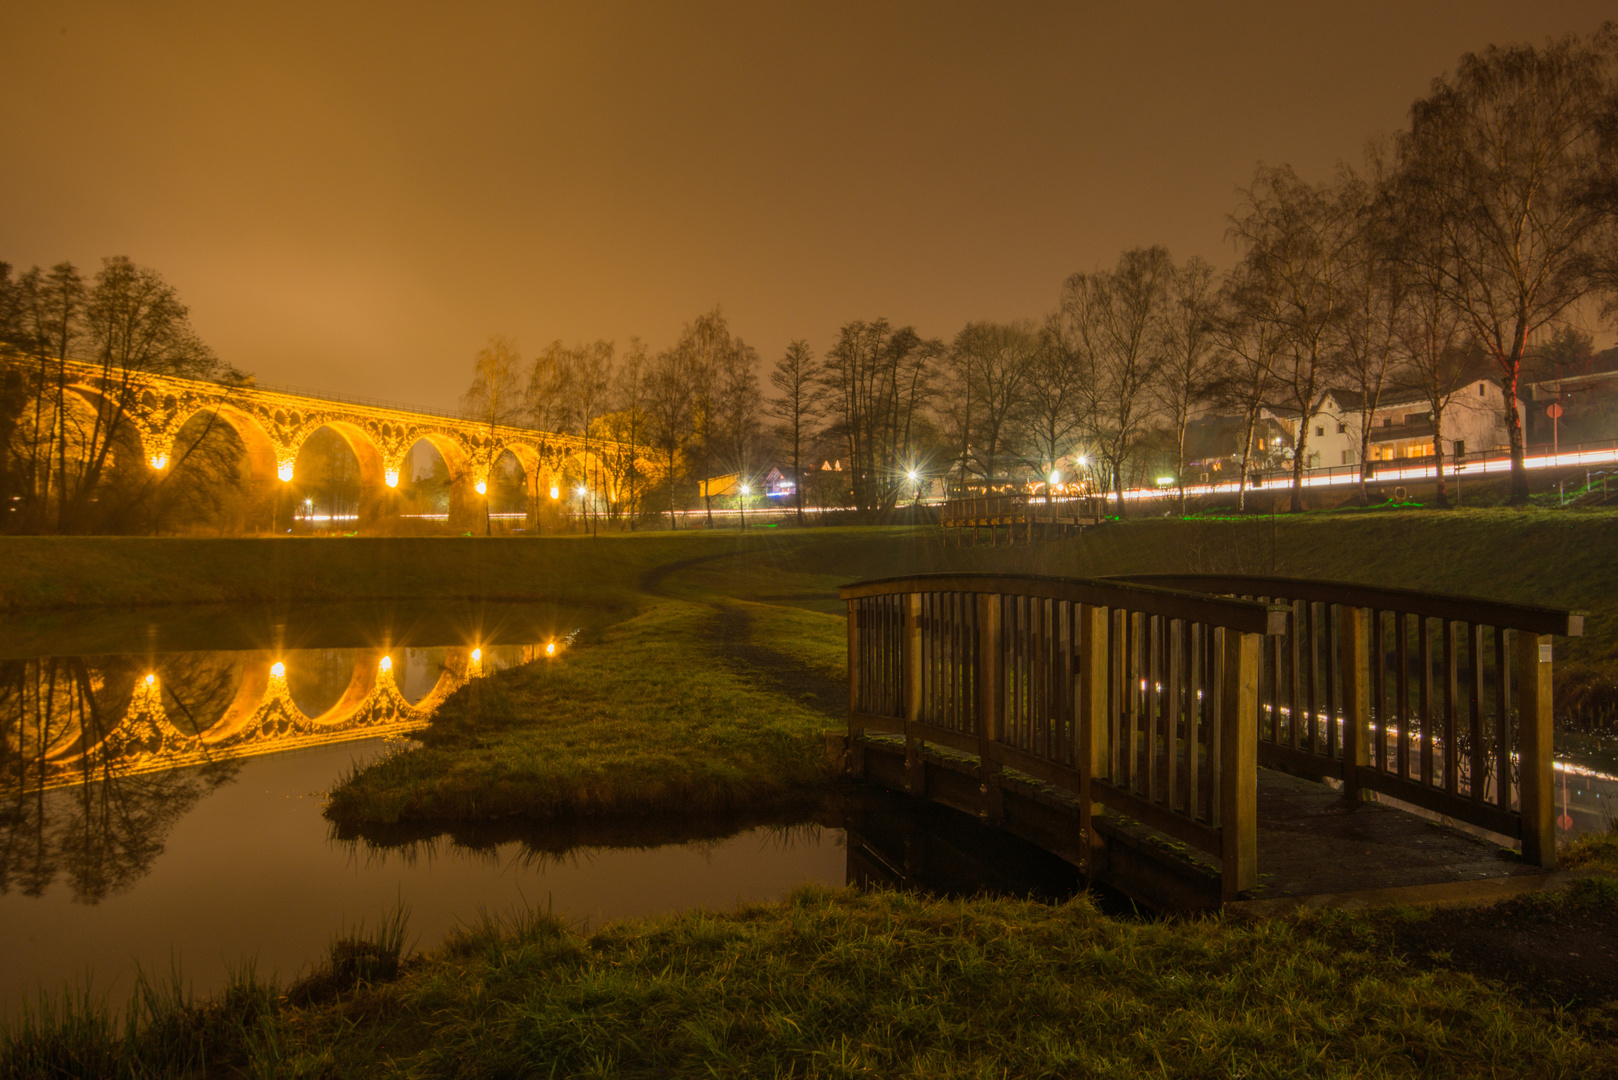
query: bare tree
[
  {"left": 1393, "top": 278, "right": 1474, "bottom": 507},
  {"left": 572, "top": 340, "right": 614, "bottom": 533},
  {"left": 716, "top": 337, "right": 762, "bottom": 485},
  {"left": 1064, "top": 247, "right": 1172, "bottom": 517},
  {"left": 1394, "top": 26, "right": 1618, "bottom": 502},
  {"left": 1153, "top": 256, "right": 1221, "bottom": 514},
  {"left": 1336, "top": 154, "right": 1407, "bottom": 504},
  {"left": 1209, "top": 267, "right": 1285, "bottom": 512},
  {"left": 1230, "top": 165, "right": 1359, "bottom": 513},
  {"left": 606, "top": 337, "right": 650, "bottom": 528},
  {"left": 525, "top": 341, "right": 576, "bottom": 436},
  {"left": 768, "top": 339, "right": 820, "bottom": 523},
  {"left": 947, "top": 321, "right": 1038, "bottom": 492},
  {"left": 820, "top": 319, "right": 940, "bottom": 514},
  {"left": 1021, "top": 314, "right": 1087, "bottom": 505},
  {"left": 645, "top": 346, "right": 693, "bottom": 528},
  {"left": 461, "top": 334, "right": 525, "bottom": 535}
]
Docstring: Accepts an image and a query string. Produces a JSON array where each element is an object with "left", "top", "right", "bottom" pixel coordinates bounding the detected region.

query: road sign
[{"left": 1547, "top": 402, "right": 1564, "bottom": 419}]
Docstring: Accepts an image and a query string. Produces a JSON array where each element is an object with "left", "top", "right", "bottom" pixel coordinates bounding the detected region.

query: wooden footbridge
[{"left": 838, "top": 572, "right": 1583, "bottom": 909}]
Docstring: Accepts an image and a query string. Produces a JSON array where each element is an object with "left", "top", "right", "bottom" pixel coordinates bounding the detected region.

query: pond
[{"left": 0, "top": 601, "right": 1083, "bottom": 1018}]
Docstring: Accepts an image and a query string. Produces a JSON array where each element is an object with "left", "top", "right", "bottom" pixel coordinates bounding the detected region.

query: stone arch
[
  {"left": 398, "top": 431, "right": 480, "bottom": 530},
  {"left": 158, "top": 403, "right": 281, "bottom": 531},
  {"left": 289, "top": 420, "right": 389, "bottom": 528}
]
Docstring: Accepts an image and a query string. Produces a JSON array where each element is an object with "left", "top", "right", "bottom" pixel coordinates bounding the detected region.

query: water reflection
[{"left": 0, "top": 634, "right": 552, "bottom": 905}]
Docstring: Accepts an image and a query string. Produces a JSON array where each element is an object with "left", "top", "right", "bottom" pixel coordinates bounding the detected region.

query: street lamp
[{"left": 739, "top": 482, "right": 750, "bottom": 529}]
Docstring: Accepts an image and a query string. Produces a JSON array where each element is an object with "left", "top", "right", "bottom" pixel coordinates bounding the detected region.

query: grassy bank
[
  {"left": 0, "top": 528, "right": 950, "bottom": 611},
  {"left": 8, "top": 873, "right": 1618, "bottom": 1079},
  {"left": 325, "top": 597, "right": 849, "bottom": 827}
]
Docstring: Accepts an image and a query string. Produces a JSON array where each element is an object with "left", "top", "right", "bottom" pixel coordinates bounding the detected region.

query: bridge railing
[
  {"left": 1110, "top": 575, "right": 1584, "bottom": 867},
  {"left": 841, "top": 572, "right": 1287, "bottom": 899}
]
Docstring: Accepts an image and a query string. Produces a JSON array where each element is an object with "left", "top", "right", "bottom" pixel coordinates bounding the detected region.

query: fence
[
  {"left": 1112, "top": 575, "right": 1583, "bottom": 866},
  {"left": 842, "top": 572, "right": 1287, "bottom": 899},
  {"left": 843, "top": 572, "right": 1584, "bottom": 900}
]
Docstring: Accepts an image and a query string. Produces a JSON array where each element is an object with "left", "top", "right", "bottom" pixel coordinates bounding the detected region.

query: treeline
[
  {"left": 502, "top": 27, "right": 1617, "bottom": 521},
  {"left": 0, "top": 257, "right": 245, "bottom": 534}
]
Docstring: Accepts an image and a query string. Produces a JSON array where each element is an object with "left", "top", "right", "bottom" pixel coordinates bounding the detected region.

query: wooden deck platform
[{"left": 851, "top": 735, "right": 1547, "bottom": 912}]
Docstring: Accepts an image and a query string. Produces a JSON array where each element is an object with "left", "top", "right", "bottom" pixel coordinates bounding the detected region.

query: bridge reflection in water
[
  {"left": 5, "top": 645, "right": 551, "bottom": 791},
  {"left": 0, "top": 641, "right": 548, "bottom": 903}
]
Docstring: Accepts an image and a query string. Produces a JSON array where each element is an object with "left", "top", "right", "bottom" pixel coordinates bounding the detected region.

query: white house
[{"left": 1277, "top": 379, "right": 1520, "bottom": 468}]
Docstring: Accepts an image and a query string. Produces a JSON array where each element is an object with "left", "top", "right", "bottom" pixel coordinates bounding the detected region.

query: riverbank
[
  {"left": 325, "top": 597, "right": 848, "bottom": 828},
  {"left": 8, "top": 851, "right": 1618, "bottom": 1078}
]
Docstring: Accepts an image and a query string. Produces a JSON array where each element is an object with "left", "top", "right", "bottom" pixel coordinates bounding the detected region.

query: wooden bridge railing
[
  {"left": 1111, "top": 575, "right": 1585, "bottom": 867},
  {"left": 841, "top": 573, "right": 1288, "bottom": 899}
]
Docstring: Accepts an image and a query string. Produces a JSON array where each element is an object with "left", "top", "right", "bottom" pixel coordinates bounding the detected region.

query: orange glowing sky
[{"left": 2, "top": 2, "right": 1613, "bottom": 408}]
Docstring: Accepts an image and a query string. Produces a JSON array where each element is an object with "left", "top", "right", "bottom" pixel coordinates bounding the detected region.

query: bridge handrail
[
  {"left": 1109, "top": 574, "right": 1585, "bottom": 636},
  {"left": 840, "top": 572, "right": 1288, "bottom": 899},
  {"left": 1107, "top": 572, "right": 1579, "bottom": 865},
  {"left": 840, "top": 572, "right": 1287, "bottom": 635}
]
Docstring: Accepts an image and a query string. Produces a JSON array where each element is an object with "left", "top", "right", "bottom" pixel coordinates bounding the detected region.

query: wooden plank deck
[{"left": 1250, "top": 768, "right": 1539, "bottom": 899}]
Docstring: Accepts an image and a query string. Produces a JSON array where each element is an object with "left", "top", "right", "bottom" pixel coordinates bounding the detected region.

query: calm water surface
[{"left": 0, "top": 601, "right": 1080, "bottom": 1017}]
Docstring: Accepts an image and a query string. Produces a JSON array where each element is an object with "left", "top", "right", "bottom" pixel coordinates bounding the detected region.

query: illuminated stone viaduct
[{"left": 35, "top": 357, "right": 633, "bottom": 532}]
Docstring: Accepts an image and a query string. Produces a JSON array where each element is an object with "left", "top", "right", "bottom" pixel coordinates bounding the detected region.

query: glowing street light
[
  {"left": 906, "top": 470, "right": 919, "bottom": 483},
  {"left": 474, "top": 478, "right": 488, "bottom": 496},
  {"left": 149, "top": 453, "right": 168, "bottom": 470},
  {"left": 1156, "top": 476, "right": 1175, "bottom": 487},
  {"left": 1049, "top": 470, "right": 1060, "bottom": 486},
  {"left": 545, "top": 642, "right": 556, "bottom": 657},
  {"left": 270, "top": 661, "right": 286, "bottom": 679},
  {"left": 384, "top": 468, "right": 400, "bottom": 488},
  {"left": 549, "top": 485, "right": 560, "bottom": 500},
  {"left": 277, "top": 463, "right": 295, "bottom": 482},
  {"left": 379, "top": 655, "right": 393, "bottom": 673}
]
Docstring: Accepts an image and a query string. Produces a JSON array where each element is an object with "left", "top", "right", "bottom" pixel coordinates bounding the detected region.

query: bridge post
[
  {"left": 903, "top": 593, "right": 922, "bottom": 793},
  {"left": 1220, "top": 628, "right": 1261, "bottom": 900},
  {"left": 1516, "top": 633, "right": 1556, "bottom": 868},
  {"left": 1339, "top": 605, "right": 1370, "bottom": 801},
  {"left": 1076, "top": 603, "right": 1108, "bottom": 872},
  {"left": 846, "top": 598, "right": 864, "bottom": 779},
  {"left": 975, "top": 592, "right": 1004, "bottom": 824}
]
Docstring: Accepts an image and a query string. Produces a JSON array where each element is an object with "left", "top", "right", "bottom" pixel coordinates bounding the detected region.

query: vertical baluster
[
  {"left": 1209, "top": 626, "right": 1225, "bottom": 828},
  {"left": 1076, "top": 603, "right": 1107, "bottom": 872},
  {"left": 1300, "top": 599, "right": 1313, "bottom": 751},
  {"left": 1167, "top": 617, "right": 1184, "bottom": 813},
  {"left": 1494, "top": 626, "right": 1513, "bottom": 812},
  {"left": 1420, "top": 615, "right": 1434, "bottom": 789},
  {"left": 1340, "top": 606, "right": 1369, "bottom": 802},
  {"left": 1469, "top": 623, "right": 1486, "bottom": 802},
  {"left": 1371, "top": 610, "right": 1386, "bottom": 773},
  {"left": 1269, "top": 616, "right": 1283, "bottom": 744},
  {"left": 1130, "top": 611, "right": 1145, "bottom": 795},
  {"left": 1221, "top": 625, "right": 1261, "bottom": 900},
  {"left": 1188, "top": 621, "right": 1203, "bottom": 821},
  {"left": 1396, "top": 612, "right": 1410, "bottom": 780},
  {"left": 1325, "top": 604, "right": 1341, "bottom": 761},
  {"left": 1443, "top": 620, "right": 1459, "bottom": 795},
  {"left": 1112, "top": 607, "right": 1127, "bottom": 786},
  {"left": 1058, "top": 600, "right": 1074, "bottom": 766},
  {"left": 1289, "top": 599, "right": 1303, "bottom": 751},
  {"left": 1147, "top": 614, "right": 1162, "bottom": 803},
  {"left": 1517, "top": 631, "right": 1555, "bottom": 868}
]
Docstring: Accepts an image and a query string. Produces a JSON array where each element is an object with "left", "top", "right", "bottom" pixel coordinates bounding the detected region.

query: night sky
[{"left": 2, "top": 1, "right": 1612, "bottom": 406}]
